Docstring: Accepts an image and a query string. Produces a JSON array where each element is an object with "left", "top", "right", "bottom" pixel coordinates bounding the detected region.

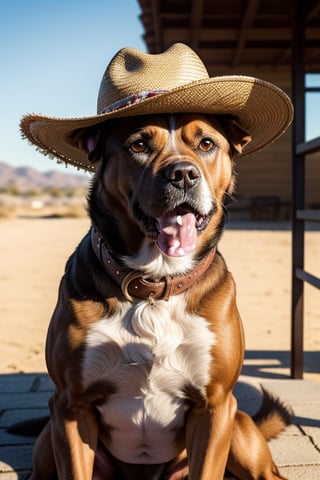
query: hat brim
[{"left": 20, "top": 75, "right": 293, "bottom": 172}]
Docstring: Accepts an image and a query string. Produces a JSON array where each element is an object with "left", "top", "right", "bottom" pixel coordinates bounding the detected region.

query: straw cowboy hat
[{"left": 21, "top": 43, "right": 293, "bottom": 172}]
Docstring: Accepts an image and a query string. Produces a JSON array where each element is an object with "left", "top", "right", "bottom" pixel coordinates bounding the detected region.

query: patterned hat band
[{"left": 100, "top": 90, "right": 169, "bottom": 114}]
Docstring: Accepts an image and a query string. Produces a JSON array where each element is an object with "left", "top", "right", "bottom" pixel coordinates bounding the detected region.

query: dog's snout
[{"left": 164, "top": 162, "right": 200, "bottom": 190}]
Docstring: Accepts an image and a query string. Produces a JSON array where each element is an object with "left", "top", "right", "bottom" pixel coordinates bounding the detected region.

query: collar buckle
[{"left": 121, "top": 270, "right": 144, "bottom": 302}]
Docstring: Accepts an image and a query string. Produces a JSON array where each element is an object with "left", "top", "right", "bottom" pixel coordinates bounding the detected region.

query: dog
[
  {"left": 24, "top": 113, "right": 290, "bottom": 480},
  {"left": 19, "top": 44, "right": 294, "bottom": 479}
]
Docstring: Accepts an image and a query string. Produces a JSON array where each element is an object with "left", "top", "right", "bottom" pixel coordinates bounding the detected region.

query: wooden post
[{"left": 291, "top": 0, "right": 306, "bottom": 379}]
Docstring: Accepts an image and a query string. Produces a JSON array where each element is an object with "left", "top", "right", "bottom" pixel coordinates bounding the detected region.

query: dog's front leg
[
  {"left": 186, "top": 391, "right": 237, "bottom": 480},
  {"left": 49, "top": 392, "right": 98, "bottom": 479}
]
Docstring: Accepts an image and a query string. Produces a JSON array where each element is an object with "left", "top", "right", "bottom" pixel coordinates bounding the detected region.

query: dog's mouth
[{"left": 134, "top": 203, "right": 213, "bottom": 257}]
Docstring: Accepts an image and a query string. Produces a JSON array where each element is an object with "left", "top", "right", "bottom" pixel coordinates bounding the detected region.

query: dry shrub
[
  {"left": 0, "top": 203, "right": 17, "bottom": 219},
  {"left": 57, "top": 204, "right": 87, "bottom": 218}
]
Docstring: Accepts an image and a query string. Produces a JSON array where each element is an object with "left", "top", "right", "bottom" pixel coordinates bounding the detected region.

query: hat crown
[{"left": 97, "top": 43, "right": 209, "bottom": 114}]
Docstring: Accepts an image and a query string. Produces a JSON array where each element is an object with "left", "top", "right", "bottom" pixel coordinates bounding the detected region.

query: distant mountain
[{"left": 0, "top": 162, "right": 90, "bottom": 191}]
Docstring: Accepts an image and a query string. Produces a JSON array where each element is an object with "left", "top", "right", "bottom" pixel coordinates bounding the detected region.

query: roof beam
[
  {"left": 232, "top": 0, "right": 261, "bottom": 67},
  {"left": 307, "top": 2, "right": 320, "bottom": 19},
  {"left": 150, "top": 0, "right": 163, "bottom": 52},
  {"left": 190, "top": 0, "right": 204, "bottom": 50},
  {"left": 273, "top": 1, "right": 317, "bottom": 68}
]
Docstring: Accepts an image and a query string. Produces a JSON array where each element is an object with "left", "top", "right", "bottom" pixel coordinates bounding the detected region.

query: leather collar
[{"left": 90, "top": 226, "right": 216, "bottom": 302}]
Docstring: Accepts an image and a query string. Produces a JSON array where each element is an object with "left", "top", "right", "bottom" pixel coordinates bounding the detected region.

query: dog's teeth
[{"left": 176, "top": 215, "right": 183, "bottom": 226}]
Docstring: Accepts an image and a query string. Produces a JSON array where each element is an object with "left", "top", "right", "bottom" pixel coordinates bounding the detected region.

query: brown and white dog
[{"left": 30, "top": 113, "right": 291, "bottom": 480}]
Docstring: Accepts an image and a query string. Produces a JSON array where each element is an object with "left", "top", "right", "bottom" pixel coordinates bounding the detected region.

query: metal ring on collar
[{"left": 121, "top": 270, "right": 144, "bottom": 302}]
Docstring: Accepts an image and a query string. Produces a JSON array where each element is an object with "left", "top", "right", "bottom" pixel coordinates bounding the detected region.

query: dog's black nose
[{"left": 164, "top": 162, "right": 200, "bottom": 190}]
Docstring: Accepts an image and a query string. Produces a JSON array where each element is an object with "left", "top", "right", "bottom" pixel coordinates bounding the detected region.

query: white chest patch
[{"left": 83, "top": 296, "right": 215, "bottom": 464}]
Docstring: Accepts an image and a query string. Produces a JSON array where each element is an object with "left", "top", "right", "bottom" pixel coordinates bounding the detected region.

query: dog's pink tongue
[{"left": 156, "top": 212, "right": 197, "bottom": 257}]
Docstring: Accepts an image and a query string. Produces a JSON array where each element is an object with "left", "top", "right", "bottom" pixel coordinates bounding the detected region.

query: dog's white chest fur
[{"left": 82, "top": 296, "right": 215, "bottom": 464}]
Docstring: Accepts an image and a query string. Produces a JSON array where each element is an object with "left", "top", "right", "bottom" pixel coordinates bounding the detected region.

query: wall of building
[{"left": 207, "top": 69, "right": 320, "bottom": 216}]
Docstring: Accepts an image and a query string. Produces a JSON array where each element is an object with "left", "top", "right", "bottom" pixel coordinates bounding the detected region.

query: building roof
[{"left": 138, "top": 0, "right": 320, "bottom": 73}]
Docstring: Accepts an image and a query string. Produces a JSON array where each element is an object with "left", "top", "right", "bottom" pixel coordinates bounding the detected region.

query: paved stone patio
[{"left": 0, "top": 371, "right": 319, "bottom": 479}]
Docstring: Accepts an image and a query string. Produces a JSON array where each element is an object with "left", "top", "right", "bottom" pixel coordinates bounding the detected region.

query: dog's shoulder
[{"left": 62, "top": 230, "right": 118, "bottom": 302}]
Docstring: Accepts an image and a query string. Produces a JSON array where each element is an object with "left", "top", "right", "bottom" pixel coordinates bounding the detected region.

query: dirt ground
[{"left": 0, "top": 217, "right": 319, "bottom": 381}]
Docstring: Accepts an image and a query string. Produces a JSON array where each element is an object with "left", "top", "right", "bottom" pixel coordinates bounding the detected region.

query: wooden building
[{"left": 138, "top": 0, "right": 320, "bottom": 219}]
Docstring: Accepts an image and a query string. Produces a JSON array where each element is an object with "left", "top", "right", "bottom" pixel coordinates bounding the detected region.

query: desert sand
[{"left": 1, "top": 217, "right": 319, "bottom": 381}]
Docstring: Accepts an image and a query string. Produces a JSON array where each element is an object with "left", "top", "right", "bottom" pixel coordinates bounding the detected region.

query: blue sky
[
  {"left": 1, "top": 1, "right": 319, "bottom": 174},
  {"left": 306, "top": 74, "right": 320, "bottom": 142},
  {"left": 0, "top": 0, "right": 145, "bottom": 172}
]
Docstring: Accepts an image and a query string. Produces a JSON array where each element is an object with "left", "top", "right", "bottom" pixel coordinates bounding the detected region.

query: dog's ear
[
  {"left": 220, "top": 118, "right": 252, "bottom": 156},
  {"left": 71, "top": 126, "right": 102, "bottom": 164},
  {"left": 86, "top": 128, "right": 103, "bottom": 164}
]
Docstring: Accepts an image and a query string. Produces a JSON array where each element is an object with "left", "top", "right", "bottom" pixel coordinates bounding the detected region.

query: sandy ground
[{"left": 0, "top": 217, "right": 319, "bottom": 380}]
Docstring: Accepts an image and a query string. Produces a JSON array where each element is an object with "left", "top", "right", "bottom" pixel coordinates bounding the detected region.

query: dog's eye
[
  {"left": 129, "top": 139, "right": 148, "bottom": 154},
  {"left": 199, "top": 138, "right": 216, "bottom": 152}
]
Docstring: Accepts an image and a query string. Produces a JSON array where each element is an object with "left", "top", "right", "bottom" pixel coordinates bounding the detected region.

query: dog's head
[{"left": 87, "top": 114, "right": 250, "bottom": 276}]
